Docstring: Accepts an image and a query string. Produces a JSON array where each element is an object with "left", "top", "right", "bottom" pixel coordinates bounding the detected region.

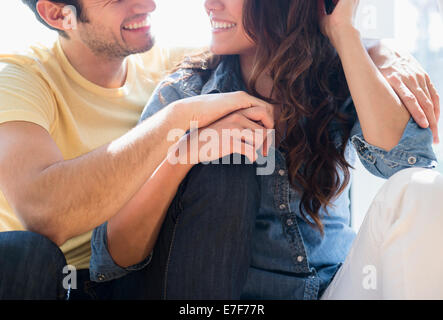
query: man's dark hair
[{"left": 22, "top": 0, "right": 88, "bottom": 38}]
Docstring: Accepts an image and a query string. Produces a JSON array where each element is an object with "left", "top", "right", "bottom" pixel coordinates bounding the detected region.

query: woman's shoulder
[
  {"left": 157, "top": 52, "right": 221, "bottom": 96},
  {"left": 160, "top": 67, "right": 213, "bottom": 98},
  {"left": 139, "top": 67, "right": 214, "bottom": 122}
]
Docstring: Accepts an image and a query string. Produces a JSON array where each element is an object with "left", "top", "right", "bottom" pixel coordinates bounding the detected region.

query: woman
[{"left": 91, "top": 0, "right": 442, "bottom": 299}]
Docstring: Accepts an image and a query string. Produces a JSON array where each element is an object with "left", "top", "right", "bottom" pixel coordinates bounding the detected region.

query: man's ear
[{"left": 36, "top": 0, "right": 76, "bottom": 32}]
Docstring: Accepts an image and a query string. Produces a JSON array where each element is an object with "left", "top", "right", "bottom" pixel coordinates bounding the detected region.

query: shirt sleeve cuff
[
  {"left": 350, "top": 118, "right": 438, "bottom": 178},
  {"left": 89, "top": 222, "right": 153, "bottom": 282}
]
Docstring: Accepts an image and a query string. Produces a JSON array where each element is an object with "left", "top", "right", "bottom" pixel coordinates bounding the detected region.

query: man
[
  {"left": 0, "top": 0, "right": 439, "bottom": 299},
  {"left": 0, "top": 0, "right": 278, "bottom": 299}
]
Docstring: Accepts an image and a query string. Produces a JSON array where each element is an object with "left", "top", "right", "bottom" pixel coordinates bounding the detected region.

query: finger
[
  {"left": 426, "top": 74, "right": 441, "bottom": 125},
  {"left": 232, "top": 91, "right": 273, "bottom": 114},
  {"left": 232, "top": 92, "right": 275, "bottom": 127},
  {"left": 415, "top": 72, "right": 432, "bottom": 104},
  {"left": 230, "top": 125, "right": 267, "bottom": 152},
  {"left": 228, "top": 114, "right": 267, "bottom": 147},
  {"left": 408, "top": 72, "right": 439, "bottom": 142},
  {"left": 225, "top": 109, "right": 272, "bottom": 147},
  {"left": 425, "top": 75, "right": 440, "bottom": 143},
  {"left": 412, "top": 87, "right": 439, "bottom": 143},
  {"left": 391, "top": 78, "right": 429, "bottom": 127},
  {"left": 238, "top": 115, "right": 268, "bottom": 132},
  {"left": 231, "top": 138, "right": 258, "bottom": 163},
  {"left": 238, "top": 106, "right": 274, "bottom": 130},
  {"left": 409, "top": 66, "right": 434, "bottom": 114},
  {"left": 263, "top": 128, "right": 276, "bottom": 157},
  {"left": 230, "top": 129, "right": 255, "bottom": 147},
  {"left": 428, "top": 80, "right": 441, "bottom": 122}
]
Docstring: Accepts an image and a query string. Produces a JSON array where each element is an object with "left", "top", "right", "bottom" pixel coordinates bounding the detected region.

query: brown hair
[{"left": 176, "top": 0, "right": 354, "bottom": 235}]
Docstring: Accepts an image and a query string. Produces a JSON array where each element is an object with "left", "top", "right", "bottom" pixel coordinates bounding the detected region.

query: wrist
[
  {"left": 166, "top": 133, "right": 198, "bottom": 169},
  {"left": 168, "top": 100, "right": 193, "bottom": 132},
  {"left": 328, "top": 25, "right": 361, "bottom": 52}
]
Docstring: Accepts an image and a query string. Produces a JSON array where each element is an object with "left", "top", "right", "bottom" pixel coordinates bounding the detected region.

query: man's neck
[{"left": 59, "top": 37, "right": 128, "bottom": 89}]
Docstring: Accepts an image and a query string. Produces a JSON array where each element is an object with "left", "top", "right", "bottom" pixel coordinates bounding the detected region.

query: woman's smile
[{"left": 210, "top": 14, "right": 237, "bottom": 33}]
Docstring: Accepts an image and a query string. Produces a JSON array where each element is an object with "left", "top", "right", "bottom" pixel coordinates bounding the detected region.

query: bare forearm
[
  {"left": 332, "top": 27, "right": 410, "bottom": 151},
  {"left": 24, "top": 102, "right": 191, "bottom": 244},
  {"left": 106, "top": 157, "right": 194, "bottom": 267}
]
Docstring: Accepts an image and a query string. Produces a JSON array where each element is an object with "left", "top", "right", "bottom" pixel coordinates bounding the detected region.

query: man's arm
[
  {"left": 323, "top": 0, "right": 436, "bottom": 151},
  {"left": 105, "top": 106, "right": 273, "bottom": 268},
  {"left": 0, "top": 92, "right": 270, "bottom": 246}
]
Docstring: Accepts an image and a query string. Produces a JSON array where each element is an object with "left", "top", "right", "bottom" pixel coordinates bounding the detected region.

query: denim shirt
[{"left": 90, "top": 55, "right": 437, "bottom": 298}]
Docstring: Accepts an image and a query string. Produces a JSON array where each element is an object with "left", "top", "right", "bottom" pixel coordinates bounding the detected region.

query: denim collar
[{"left": 201, "top": 55, "right": 247, "bottom": 95}]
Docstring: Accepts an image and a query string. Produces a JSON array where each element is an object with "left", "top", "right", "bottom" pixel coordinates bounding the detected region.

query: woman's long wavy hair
[{"left": 179, "top": 0, "right": 355, "bottom": 235}]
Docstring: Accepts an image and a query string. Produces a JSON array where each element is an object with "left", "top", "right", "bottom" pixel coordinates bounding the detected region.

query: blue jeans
[
  {"left": 0, "top": 231, "right": 113, "bottom": 300},
  {"left": 0, "top": 231, "right": 67, "bottom": 300},
  {"left": 106, "top": 158, "right": 260, "bottom": 299},
  {"left": 0, "top": 158, "right": 260, "bottom": 299}
]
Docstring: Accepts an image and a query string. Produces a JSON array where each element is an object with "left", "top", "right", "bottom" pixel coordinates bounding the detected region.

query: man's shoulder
[{"left": 0, "top": 42, "right": 60, "bottom": 87}]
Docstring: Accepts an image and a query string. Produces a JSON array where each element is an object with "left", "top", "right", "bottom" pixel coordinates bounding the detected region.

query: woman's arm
[
  {"left": 323, "top": 0, "right": 411, "bottom": 151},
  {"left": 366, "top": 40, "right": 440, "bottom": 143},
  {"left": 97, "top": 104, "right": 273, "bottom": 271},
  {"left": 336, "top": 28, "right": 408, "bottom": 151},
  {"left": 106, "top": 154, "right": 194, "bottom": 268}
]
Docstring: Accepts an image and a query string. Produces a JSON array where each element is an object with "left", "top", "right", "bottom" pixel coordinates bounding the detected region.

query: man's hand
[
  {"left": 175, "top": 91, "right": 274, "bottom": 130},
  {"left": 368, "top": 42, "right": 440, "bottom": 144},
  {"left": 170, "top": 105, "right": 275, "bottom": 165}
]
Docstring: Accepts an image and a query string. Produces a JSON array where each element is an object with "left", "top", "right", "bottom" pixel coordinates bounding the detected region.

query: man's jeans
[
  {"left": 0, "top": 157, "right": 260, "bottom": 299},
  {"left": 0, "top": 231, "right": 67, "bottom": 300}
]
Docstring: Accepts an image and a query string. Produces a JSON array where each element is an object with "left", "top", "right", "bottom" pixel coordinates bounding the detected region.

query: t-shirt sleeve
[{"left": 0, "top": 62, "right": 56, "bottom": 133}]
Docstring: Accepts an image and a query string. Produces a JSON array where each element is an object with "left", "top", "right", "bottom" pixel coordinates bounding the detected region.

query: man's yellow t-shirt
[{"left": 0, "top": 40, "right": 186, "bottom": 270}]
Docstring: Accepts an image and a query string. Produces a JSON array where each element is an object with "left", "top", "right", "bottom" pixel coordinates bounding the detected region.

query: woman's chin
[{"left": 209, "top": 44, "right": 236, "bottom": 56}]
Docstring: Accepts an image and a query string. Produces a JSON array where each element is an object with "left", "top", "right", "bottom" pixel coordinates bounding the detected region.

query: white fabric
[{"left": 321, "top": 168, "right": 443, "bottom": 300}]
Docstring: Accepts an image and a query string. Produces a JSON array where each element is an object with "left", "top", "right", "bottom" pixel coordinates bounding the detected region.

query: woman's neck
[
  {"left": 239, "top": 53, "right": 273, "bottom": 98},
  {"left": 239, "top": 53, "right": 286, "bottom": 147}
]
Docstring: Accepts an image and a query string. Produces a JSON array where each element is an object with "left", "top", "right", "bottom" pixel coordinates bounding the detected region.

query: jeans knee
[
  {"left": 0, "top": 231, "right": 68, "bottom": 299},
  {"left": 176, "top": 160, "right": 260, "bottom": 223},
  {"left": 181, "top": 160, "right": 259, "bottom": 204},
  {"left": 0, "top": 231, "right": 66, "bottom": 272}
]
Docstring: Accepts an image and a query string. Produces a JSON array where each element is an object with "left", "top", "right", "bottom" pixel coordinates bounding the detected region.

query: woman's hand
[
  {"left": 321, "top": 0, "right": 440, "bottom": 144},
  {"left": 320, "top": 0, "right": 360, "bottom": 46},
  {"left": 368, "top": 43, "right": 440, "bottom": 143},
  {"left": 168, "top": 105, "right": 275, "bottom": 165}
]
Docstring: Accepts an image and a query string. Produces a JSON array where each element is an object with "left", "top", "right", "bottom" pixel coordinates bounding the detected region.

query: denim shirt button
[
  {"left": 278, "top": 169, "right": 286, "bottom": 176},
  {"left": 408, "top": 156, "right": 417, "bottom": 165},
  {"left": 297, "top": 255, "right": 304, "bottom": 263},
  {"left": 279, "top": 204, "right": 287, "bottom": 210},
  {"left": 97, "top": 274, "right": 106, "bottom": 281},
  {"left": 286, "top": 218, "right": 294, "bottom": 226}
]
